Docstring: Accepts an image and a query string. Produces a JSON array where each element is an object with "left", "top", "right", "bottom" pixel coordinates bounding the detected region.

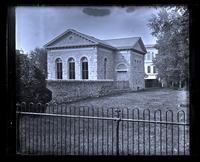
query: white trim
[
  {"left": 46, "top": 79, "right": 114, "bottom": 82},
  {"left": 67, "top": 57, "right": 76, "bottom": 62},
  {"left": 48, "top": 47, "right": 95, "bottom": 52},
  {"left": 115, "top": 63, "right": 129, "bottom": 72}
]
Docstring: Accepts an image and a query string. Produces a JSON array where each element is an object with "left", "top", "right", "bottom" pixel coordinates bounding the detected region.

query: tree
[
  {"left": 29, "top": 47, "right": 48, "bottom": 78},
  {"left": 16, "top": 50, "right": 52, "bottom": 105},
  {"left": 148, "top": 6, "right": 189, "bottom": 89}
]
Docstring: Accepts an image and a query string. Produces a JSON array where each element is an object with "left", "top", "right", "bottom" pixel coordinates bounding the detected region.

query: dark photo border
[{"left": 2, "top": 0, "right": 200, "bottom": 161}]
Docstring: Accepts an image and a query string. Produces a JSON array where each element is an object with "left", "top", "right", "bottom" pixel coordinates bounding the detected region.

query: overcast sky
[{"left": 16, "top": 6, "right": 161, "bottom": 54}]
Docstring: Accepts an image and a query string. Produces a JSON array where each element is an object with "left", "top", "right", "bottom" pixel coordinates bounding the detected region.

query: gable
[
  {"left": 133, "top": 42, "right": 145, "bottom": 53},
  {"left": 43, "top": 29, "right": 145, "bottom": 52},
  {"left": 133, "top": 42, "right": 141, "bottom": 51},
  {"left": 45, "top": 32, "right": 96, "bottom": 48},
  {"left": 132, "top": 39, "right": 147, "bottom": 54}
]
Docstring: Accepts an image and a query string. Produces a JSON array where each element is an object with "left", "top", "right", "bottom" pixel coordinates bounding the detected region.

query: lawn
[
  {"left": 65, "top": 88, "right": 189, "bottom": 111},
  {"left": 16, "top": 88, "right": 189, "bottom": 155},
  {"left": 47, "top": 88, "right": 189, "bottom": 122}
]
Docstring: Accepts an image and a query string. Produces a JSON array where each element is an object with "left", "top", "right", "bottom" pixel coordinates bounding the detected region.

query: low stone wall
[
  {"left": 46, "top": 79, "right": 115, "bottom": 103},
  {"left": 114, "top": 81, "right": 130, "bottom": 90}
]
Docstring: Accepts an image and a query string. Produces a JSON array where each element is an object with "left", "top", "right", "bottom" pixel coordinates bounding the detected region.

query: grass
[
  {"left": 65, "top": 88, "right": 189, "bottom": 111},
  {"left": 16, "top": 88, "right": 189, "bottom": 155}
]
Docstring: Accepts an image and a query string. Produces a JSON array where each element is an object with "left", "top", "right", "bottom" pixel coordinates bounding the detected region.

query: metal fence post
[{"left": 114, "top": 109, "right": 121, "bottom": 155}]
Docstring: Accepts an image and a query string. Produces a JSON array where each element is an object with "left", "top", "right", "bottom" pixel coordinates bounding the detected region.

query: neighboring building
[
  {"left": 44, "top": 29, "right": 147, "bottom": 103},
  {"left": 144, "top": 44, "right": 161, "bottom": 87}
]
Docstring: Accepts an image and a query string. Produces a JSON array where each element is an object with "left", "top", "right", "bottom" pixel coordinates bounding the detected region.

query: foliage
[
  {"left": 148, "top": 6, "right": 189, "bottom": 88},
  {"left": 29, "top": 47, "right": 48, "bottom": 78},
  {"left": 16, "top": 49, "right": 52, "bottom": 104}
]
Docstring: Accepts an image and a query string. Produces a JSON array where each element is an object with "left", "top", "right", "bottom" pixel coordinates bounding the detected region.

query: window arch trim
[
  {"left": 81, "top": 56, "right": 89, "bottom": 79},
  {"left": 68, "top": 57, "right": 75, "bottom": 79},
  {"left": 115, "top": 63, "right": 128, "bottom": 72},
  {"left": 68, "top": 57, "right": 75, "bottom": 62}
]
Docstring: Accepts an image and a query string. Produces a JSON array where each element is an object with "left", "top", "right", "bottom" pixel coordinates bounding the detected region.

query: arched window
[
  {"left": 116, "top": 63, "right": 128, "bottom": 81},
  {"left": 116, "top": 63, "right": 128, "bottom": 72},
  {"left": 147, "top": 66, "right": 151, "bottom": 73},
  {"left": 104, "top": 58, "right": 107, "bottom": 79},
  {"left": 55, "top": 58, "right": 62, "bottom": 79},
  {"left": 153, "top": 66, "right": 156, "bottom": 73},
  {"left": 68, "top": 58, "right": 75, "bottom": 79},
  {"left": 81, "top": 57, "right": 88, "bottom": 79}
]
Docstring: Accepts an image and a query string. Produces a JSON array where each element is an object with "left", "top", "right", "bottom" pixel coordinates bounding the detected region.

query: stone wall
[
  {"left": 130, "top": 51, "right": 145, "bottom": 90},
  {"left": 112, "top": 49, "right": 145, "bottom": 90},
  {"left": 97, "top": 47, "right": 114, "bottom": 80},
  {"left": 114, "top": 50, "right": 131, "bottom": 82},
  {"left": 47, "top": 80, "right": 115, "bottom": 103},
  {"left": 114, "top": 50, "right": 131, "bottom": 65},
  {"left": 114, "top": 81, "right": 130, "bottom": 90}
]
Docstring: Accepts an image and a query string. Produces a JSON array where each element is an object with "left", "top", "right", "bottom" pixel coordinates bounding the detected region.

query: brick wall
[{"left": 47, "top": 80, "right": 115, "bottom": 103}]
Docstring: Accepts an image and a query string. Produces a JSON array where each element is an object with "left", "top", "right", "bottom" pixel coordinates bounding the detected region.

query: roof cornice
[
  {"left": 131, "top": 48, "right": 146, "bottom": 55},
  {"left": 46, "top": 44, "right": 117, "bottom": 51},
  {"left": 46, "top": 44, "right": 97, "bottom": 50}
]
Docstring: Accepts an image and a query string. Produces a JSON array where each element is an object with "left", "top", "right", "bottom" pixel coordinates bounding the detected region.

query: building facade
[
  {"left": 144, "top": 44, "right": 161, "bottom": 87},
  {"left": 44, "top": 29, "right": 147, "bottom": 102}
]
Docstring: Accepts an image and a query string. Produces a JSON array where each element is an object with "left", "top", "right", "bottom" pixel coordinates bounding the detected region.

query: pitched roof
[
  {"left": 103, "top": 37, "right": 140, "bottom": 49},
  {"left": 44, "top": 29, "right": 147, "bottom": 54},
  {"left": 103, "top": 37, "right": 147, "bottom": 53}
]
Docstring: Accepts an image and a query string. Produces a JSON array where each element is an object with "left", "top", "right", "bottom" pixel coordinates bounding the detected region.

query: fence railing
[{"left": 16, "top": 102, "right": 189, "bottom": 155}]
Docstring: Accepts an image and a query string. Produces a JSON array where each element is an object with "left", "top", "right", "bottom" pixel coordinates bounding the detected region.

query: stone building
[{"left": 44, "top": 29, "right": 147, "bottom": 102}]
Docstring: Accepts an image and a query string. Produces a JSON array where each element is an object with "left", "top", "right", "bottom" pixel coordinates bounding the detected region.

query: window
[
  {"left": 68, "top": 58, "right": 75, "bottom": 79},
  {"left": 147, "top": 66, "right": 151, "bottom": 73},
  {"left": 116, "top": 63, "right": 128, "bottom": 71},
  {"left": 55, "top": 58, "right": 62, "bottom": 79},
  {"left": 81, "top": 57, "right": 88, "bottom": 79},
  {"left": 104, "top": 58, "right": 107, "bottom": 79},
  {"left": 153, "top": 66, "right": 156, "bottom": 73}
]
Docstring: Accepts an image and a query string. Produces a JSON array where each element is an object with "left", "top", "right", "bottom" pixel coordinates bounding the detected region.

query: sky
[{"left": 16, "top": 6, "right": 161, "bottom": 54}]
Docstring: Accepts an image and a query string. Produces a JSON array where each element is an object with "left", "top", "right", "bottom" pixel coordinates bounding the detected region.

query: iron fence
[{"left": 16, "top": 102, "right": 189, "bottom": 155}]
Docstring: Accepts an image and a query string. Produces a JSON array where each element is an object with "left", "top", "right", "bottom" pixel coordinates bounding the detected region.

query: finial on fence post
[
  {"left": 114, "top": 108, "right": 121, "bottom": 155},
  {"left": 114, "top": 108, "right": 121, "bottom": 119}
]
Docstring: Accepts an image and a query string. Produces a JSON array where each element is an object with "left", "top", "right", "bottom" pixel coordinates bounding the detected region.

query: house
[
  {"left": 144, "top": 44, "right": 162, "bottom": 87},
  {"left": 44, "top": 29, "right": 147, "bottom": 103}
]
